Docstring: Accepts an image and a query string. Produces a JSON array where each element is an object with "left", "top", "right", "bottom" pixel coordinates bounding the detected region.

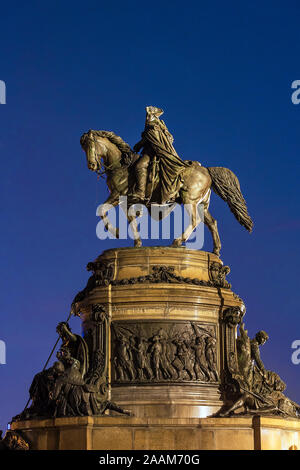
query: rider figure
[{"left": 132, "top": 106, "right": 189, "bottom": 204}]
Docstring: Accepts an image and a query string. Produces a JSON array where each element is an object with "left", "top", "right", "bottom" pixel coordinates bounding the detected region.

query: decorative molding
[
  {"left": 72, "top": 264, "right": 232, "bottom": 306},
  {"left": 12, "top": 311, "right": 131, "bottom": 421},
  {"left": 209, "top": 262, "right": 231, "bottom": 288},
  {"left": 217, "top": 309, "right": 300, "bottom": 418}
]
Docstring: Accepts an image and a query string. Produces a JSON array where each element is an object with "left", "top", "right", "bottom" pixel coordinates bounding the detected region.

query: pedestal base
[{"left": 11, "top": 416, "right": 300, "bottom": 450}]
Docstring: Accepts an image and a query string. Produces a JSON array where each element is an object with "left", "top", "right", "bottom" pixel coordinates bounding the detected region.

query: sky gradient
[{"left": 1, "top": 1, "right": 300, "bottom": 430}]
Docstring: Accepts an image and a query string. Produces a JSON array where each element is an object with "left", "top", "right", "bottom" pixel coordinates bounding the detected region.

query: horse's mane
[{"left": 89, "top": 130, "right": 134, "bottom": 156}]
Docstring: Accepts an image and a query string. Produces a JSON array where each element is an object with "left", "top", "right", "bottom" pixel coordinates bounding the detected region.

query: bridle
[{"left": 84, "top": 133, "right": 116, "bottom": 178}]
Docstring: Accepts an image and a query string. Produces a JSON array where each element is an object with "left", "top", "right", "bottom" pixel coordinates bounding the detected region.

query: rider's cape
[{"left": 142, "top": 120, "right": 191, "bottom": 203}]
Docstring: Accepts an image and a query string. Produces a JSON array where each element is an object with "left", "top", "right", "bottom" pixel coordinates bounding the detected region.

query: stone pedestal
[
  {"left": 12, "top": 247, "right": 300, "bottom": 450},
  {"left": 11, "top": 416, "right": 300, "bottom": 450},
  {"left": 78, "top": 247, "right": 242, "bottom": 418}
]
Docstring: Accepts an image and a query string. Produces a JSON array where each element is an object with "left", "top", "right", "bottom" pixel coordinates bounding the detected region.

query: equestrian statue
[{"left": 80, "top": 106, "right": 253, "bottom": 255}]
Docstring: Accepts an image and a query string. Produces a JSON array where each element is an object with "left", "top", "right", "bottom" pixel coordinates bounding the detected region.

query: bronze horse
[{"left": 80, "top": 130, "right": 253, "bottom": 255}]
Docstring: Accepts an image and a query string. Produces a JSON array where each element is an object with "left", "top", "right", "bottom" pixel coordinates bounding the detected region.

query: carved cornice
[{"left": 73, "top": 264, "right": 231, "bottom": 306}]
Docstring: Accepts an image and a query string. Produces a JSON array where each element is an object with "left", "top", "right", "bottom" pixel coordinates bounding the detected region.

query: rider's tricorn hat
[{"left": 146, "top": 106, "right": 164, "bottom": 117}]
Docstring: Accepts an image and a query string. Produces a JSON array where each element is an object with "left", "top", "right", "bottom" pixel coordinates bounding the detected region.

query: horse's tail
[{"left": 207, "top": 167, "right": 253, "bottom": 232}]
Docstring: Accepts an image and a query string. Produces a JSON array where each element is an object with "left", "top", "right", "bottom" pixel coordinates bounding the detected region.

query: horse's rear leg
[
  {"left": 204, "top": 209, "right": 221, "bottom": 256},
  {"left": 172, "top": 203, "right": 201, "bottom": 247}
]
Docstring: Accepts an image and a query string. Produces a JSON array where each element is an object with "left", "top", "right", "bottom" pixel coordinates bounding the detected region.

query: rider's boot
[{"left": 131, "top": 168, "right": 147, "bottom": 201}]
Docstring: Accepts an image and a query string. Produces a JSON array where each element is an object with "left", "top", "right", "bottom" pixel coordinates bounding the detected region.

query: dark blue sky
[{"left": 1, "top": 1, "right": 300, "bottom": 429}]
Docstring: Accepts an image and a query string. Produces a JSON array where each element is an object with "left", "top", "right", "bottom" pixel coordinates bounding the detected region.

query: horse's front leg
[
  {"left": 121, "top": 203, "right": 142, "bottom": 247},
  {"left": 97, "top": 193, "right": 121, "bottom": 239}
]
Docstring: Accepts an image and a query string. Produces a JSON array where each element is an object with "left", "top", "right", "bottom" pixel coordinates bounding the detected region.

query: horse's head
[{"left": 80, "top": 130, "right": 107, "bottom": 173}]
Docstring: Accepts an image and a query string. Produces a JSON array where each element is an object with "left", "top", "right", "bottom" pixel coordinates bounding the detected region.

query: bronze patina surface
[
  {"left": 12, "top": 305, "right": 131, "bottom": 422},
  {"left": 73, "top": 247, "right": 241, "bottom": 419},
  {"left": 218, "top": 310, "right": 300, "bottom": 419},
  {"left": 9, "top": 110, "right": 300, "bottom": 450},
  {"left": 80, "top": 106, "right": 253, "bottom": 256}
]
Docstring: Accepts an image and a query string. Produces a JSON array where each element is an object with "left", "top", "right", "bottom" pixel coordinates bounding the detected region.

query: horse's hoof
[
  {"left": 115, "top": 228, "right": 120, "bottom": 239},
  {"left": 213, "top": 249, "right": 220, "bottom": 257},
  {"left": 134, "top": 239, "right": 142, "bottom": 248},
  {"left": 172, "top": 239, "right": 182, "bottom": 248}
]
